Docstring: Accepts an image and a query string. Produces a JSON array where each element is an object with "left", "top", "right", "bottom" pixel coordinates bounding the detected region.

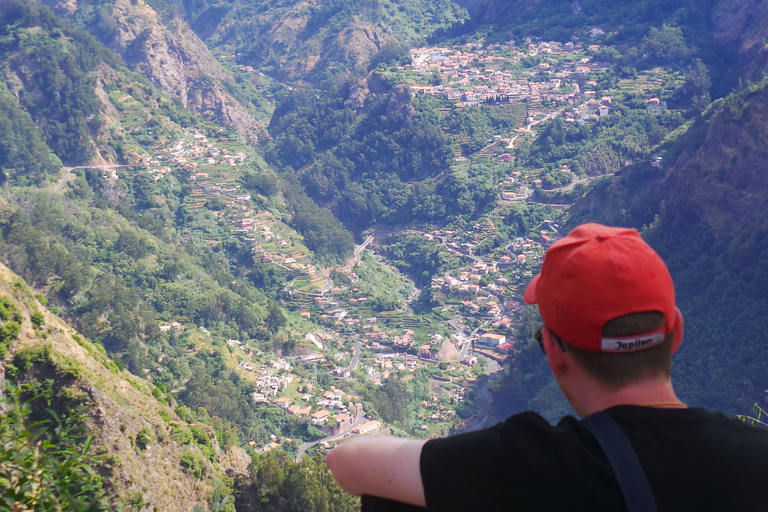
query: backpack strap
[{"left": 581, "top": 411, "right": 660, "bottom": 512}]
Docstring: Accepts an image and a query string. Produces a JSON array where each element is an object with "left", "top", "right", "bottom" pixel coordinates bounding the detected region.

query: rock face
[
  {"left": 46, "top": 0, "right": 268, "bottom": 146},
  {"left": 711, "top": 0, "right": 768, "bottom": 80},
  {"left": 213, "top": 6, "right": 397, "bottom": 83},
  {"left": 663, "top": 85, "right": 768, "bottom": 239},
  {"left": 185, "top": 0, "right": 467, "bottom": 84}
]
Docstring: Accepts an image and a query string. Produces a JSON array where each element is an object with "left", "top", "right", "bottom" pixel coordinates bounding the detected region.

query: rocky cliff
[
  {"left": 42, "top": 0, "right": 269, "bottom": 146},
  {"left": 186, "top": 0, "right": 467, "bottom": 84},
  {"left": 570, "top": 0, "right": 768, "bottom": 239},
  {"left": 712, "top": 0, "right": 768, "bottom": 80}
]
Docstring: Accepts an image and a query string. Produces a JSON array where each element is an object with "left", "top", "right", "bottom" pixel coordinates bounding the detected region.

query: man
[{"left": 327, "top": 223, "right": 768, "bottom": 511}]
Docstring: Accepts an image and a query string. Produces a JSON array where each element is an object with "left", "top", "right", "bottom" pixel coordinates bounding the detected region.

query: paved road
[
  {"left": 355, "top": 236, "right": 374, "bottom": 265},
  {"left": 506, "top": 109, "right": 564, "bottom": 150},
  {"left": 349, "top": 343, "right": 362, "bottom": 371},
  {"left": 339, "top": 236, "right": 375, "bottom": 273},
  {"left": 54, "top": 167, "right": 76, "bottom": 193},
  {"left": 295, "top": 409, "right": 365, "bottom": 461}
]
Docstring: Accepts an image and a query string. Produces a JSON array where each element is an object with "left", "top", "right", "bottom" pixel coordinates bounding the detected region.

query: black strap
[{"left": 581, "top": 412, "right": 660, "bottom": 512}]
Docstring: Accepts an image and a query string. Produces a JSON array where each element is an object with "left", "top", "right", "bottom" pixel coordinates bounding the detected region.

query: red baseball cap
[{"left": 523, "top": 223, "right": 683, "bottom": 353}]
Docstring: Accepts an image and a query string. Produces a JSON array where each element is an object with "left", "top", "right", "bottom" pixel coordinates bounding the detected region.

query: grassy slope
[{"left": 0, "top": 261, "right": 247, "bottom": 510}]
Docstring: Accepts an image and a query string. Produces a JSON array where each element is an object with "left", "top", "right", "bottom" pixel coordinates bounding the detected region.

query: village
[
  {"left": 404, "top": 35, "right": 672, "bottom": 125},
  {"left": 87, "top": 31, "right": 681, "bottom": 454},
  {"left": 92, "top": 122, "right": 561, "bottom": 453}
]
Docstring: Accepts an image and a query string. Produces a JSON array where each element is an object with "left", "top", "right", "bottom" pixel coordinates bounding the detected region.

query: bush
[
  {"left": 0, "top": 321, "right": 21, "bottom": 344},
  {"left": 0, "top": 386, "right": 107, "bottom": 510},
  {"left": 31, "top": 311, "right": 45, "bottom": 328},
  {"left": 171, "top": 423, "right": 193, "bottom": 444},
  {"left": 179, "top": 450, "right": 207, "bottom": 480},
  {"left": 135, "top": 428, "right": 152, "bottom": 450}
]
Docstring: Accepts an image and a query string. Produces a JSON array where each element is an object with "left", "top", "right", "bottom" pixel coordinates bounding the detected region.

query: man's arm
[{"left": 326, "top": 435, "right": 427, "bottom": 507}]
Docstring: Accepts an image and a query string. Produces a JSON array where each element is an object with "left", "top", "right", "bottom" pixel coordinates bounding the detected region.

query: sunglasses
[{"left": 534, "top": 326, "right": 567, "bottom": 354}]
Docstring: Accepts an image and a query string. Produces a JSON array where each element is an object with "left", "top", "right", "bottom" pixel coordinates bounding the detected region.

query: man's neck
[{"left": 568, "top": 377, "right": 684, "bottom": 417}]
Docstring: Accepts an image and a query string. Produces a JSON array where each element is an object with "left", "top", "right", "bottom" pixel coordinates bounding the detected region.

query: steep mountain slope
[
  {"left": 38, "top": 0, "right": 270, "bottom": 145},
  {"left": 712, "top": 0, "right": 768, "bottom": 80},
  {"left": 171, "top": 0, "right": 467, "bottom": 84},
  {"left": 0, "top": 261, "right": 246, "bottom": 511},
  {"left": 0, "top": 0, "right": 359, "bottom": 456},
  {"left": 564, "top": 0, "right": 768, "bottom": 414}
]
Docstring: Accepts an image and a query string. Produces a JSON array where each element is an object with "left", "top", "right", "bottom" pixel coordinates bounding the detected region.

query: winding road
[
  {"left": 349, "top": 343, "right": 362, "bottom": 371},
  {"left": 295, "top": 409, "right": 366, "bottom": 461},
  {"left": 506, "top": 109, "right": 564, "bottom": 150}
]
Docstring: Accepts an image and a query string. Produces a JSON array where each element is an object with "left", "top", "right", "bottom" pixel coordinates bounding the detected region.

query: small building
[
  {"left": 311, "top": 410, "right": 331, "bottom": 425},
  {"left": 478, "top": 333, "right": 507, "bottom": 347},
  {"left": 352, "top": 420, "right": 382, "bottom": 435}
]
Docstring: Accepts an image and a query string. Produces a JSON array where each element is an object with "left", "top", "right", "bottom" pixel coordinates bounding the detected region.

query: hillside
[
  {"left": 0, "top": 260, "right": 245, "bottom": 511},
  {"left": 3, "top": 1, "right": 768, "bottom": 509},
  {"left": 38, "top": 0, "right": 271, "bottom": 145},
  {"left": 169, "top": 0, "right": 467, "bottom": 84},
  {"left": 563, "top": 0, "right": 768, "bottom": 414}
]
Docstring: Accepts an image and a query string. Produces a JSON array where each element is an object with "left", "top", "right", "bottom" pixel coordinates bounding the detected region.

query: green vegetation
[
  {"left": 0, "top": 0, "right": 119, "bottom": 167},
  {"left": 521, "top": 106, "right": 684, "bottom": 176},
  {"left": 0, "top": 80, "right": 62, "bottom": 183},
  {"left": 0, "top": 297, "right": 20, "bottom": 358},
  {"left": 268, "top": 85, "right": 455, "bottom": 231},
  {"left": 2, "top": 3, "right": 767, "bottom": 510},
  {"left": 378, "top": 231, "right": 462, "bottom": 286},
  {"left": 181, "top": 0, "right": 467, "bottom": 82},
  {"left": 180, "top": 450, "right": 208, "bottom": 480},
  {"left": 0, "top": 385, "right": 109, "bottom": 511},
  {"left": 267, "top": 84, "right": 519, "bottom": 232},
  {"left": 235, "top": 451, "right": 358, "bottom": 512}
]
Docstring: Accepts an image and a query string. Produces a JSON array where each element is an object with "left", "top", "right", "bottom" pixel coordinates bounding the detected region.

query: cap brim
[{"left": 523, "top": 273, "right": 541, "bottom": 304}]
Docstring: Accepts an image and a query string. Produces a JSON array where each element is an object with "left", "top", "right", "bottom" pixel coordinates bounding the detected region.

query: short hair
[{"left": 562, "top": 312, "right": 674, "bottom": 390}]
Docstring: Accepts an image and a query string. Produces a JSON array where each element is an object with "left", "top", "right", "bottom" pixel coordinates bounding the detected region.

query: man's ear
[{"left": 544, "top": 328, "right": 569, "bottom": 377}]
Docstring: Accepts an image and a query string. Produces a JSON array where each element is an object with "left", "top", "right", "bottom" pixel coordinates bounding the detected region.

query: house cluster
[
  {"left": 137, "top": 130, "right": 249, "bottom": 184},
  {"left": 408, "top": 38, "right": 610, "bottom": 107},
  {"left": 370, "top": 352, "right": 423, "bottom": 372},
  {"left": 271, "top": 387, "right": 355, "bottom": 428},
  {"left": 499, "top": 170, "right": 534, "bottom": 202},
  {"left": 140, "top": 132, "right": 324, "bottom": 290},
  {"left": 565, "top": 95, "right": 613, "bottom": 124},
  {"left": 251, "top": 371, "right": 294, "bottom": 401},
  {"left": 421, "top": 396, "right": 461, "bottom": 422},
  {"left": 158, "top": 321, "right": 183, "bottom": 333}
]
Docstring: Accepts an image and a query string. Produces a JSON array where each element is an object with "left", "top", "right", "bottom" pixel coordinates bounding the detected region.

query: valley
[{"left": 2, "top": 0, "right": 768, "bottom": 510}]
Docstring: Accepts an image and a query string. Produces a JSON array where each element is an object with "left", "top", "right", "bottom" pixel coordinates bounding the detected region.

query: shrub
[
  {"left": 0, "top": 386, "right": 107, "bottom": 510},
  {"left": 135, "top": 428, "right": 152, "bottom": 450},
  {"left": 0, "top": 321, "right": 21, "bottom": 344},
  {"left": 170, "top": 423, "right": 193, "bottom": 444},
  {"left": 179, "top": 450, "right": 207, "bottom": 480},
  {"left": 31, "top": 311, "right": 45, "bottom": 328}
]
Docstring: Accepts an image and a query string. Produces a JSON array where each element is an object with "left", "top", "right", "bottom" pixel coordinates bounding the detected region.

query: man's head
[{"left": 524, "top": 223, "right": 683, "bottom": 389}]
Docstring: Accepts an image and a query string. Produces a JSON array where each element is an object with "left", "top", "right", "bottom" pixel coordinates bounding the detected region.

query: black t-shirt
[{"left": 420, "top": 406, "right": 768, "bottom": 511}]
